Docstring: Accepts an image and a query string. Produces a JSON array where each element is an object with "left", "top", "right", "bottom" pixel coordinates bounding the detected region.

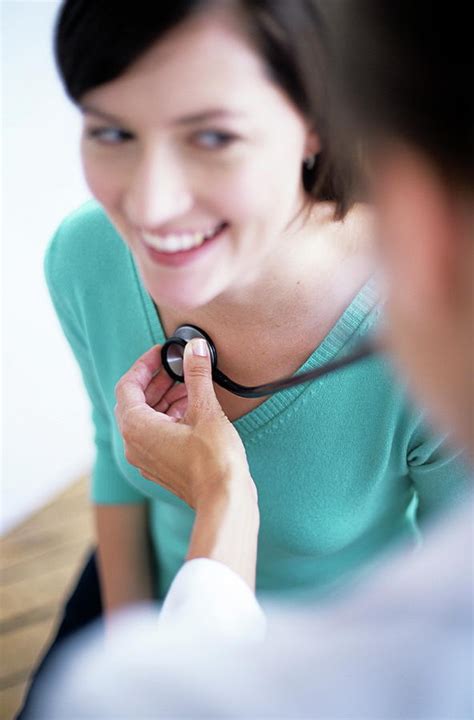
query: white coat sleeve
[{"left": 158, "top": 558, "right": 267, "bottom": 643}]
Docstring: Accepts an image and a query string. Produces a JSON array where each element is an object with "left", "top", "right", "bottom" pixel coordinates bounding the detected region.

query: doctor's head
[
  {"left": 54, "top": 0, "right": 356, "bottom": 309},
  {"left": 327, "top": 1, "right": 474, "bottom": 455}
]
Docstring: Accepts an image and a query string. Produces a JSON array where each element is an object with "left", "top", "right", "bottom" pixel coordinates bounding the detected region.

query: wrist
[
  {"left": 195, "top": 470, "right": 259, "bottom": 520},
  {"left": 188, "top": 472, "right": 260, "bottom": 590}
]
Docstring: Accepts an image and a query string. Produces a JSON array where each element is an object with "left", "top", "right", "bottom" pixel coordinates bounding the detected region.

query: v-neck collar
[{"left": 131, "top": 255, "right": 379, "bottom": 438}]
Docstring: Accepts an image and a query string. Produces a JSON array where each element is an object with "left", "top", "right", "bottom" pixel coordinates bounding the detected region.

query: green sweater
[{"left": 45, "top": 200, "right": 468, "bottom": 599}]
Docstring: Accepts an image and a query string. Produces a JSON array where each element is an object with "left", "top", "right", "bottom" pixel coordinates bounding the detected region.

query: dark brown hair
[{"left": 54, "top": 0, "right": 360, "bottom": 218}]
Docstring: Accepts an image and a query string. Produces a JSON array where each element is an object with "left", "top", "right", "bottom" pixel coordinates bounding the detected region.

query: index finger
[{"left": 115, "top": 345, "right": 163, "bottom": 412}]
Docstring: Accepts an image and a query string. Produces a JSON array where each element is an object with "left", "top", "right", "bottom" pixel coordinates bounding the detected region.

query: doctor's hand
[
  {"left": 115, "top": 340, "right": 257, "bottom": 513},
  {"left": 115, "top": 340, "right": 260, "bottom": 589}
]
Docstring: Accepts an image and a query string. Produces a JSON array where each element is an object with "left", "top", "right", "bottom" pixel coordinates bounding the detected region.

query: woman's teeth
[{"left": 142, "top": 224, "right": 223, "bottom": 254}]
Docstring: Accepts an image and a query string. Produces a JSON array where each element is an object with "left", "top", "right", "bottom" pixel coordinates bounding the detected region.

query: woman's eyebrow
[
  {"left": 80, "top": 104, "right": 126, "bottom": 124},
  {"left": 171, "top": 109, "right": 245, "bottom": 126},
  {"left": 80, "top": 104, "right": 244, "bottom": 126}
]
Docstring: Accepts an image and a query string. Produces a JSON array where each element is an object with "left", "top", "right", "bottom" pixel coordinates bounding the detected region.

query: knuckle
[
  {"left": 187, "top": 362, "right": 210, "bottom": 380},
  {"left": 114, "top": 377, "right": 125, "bottom": 397},
  {"left": 121, "top": 420, "right": 134, "bottom": 444},
  {"left": 124, "top": 445, "right": 137, "bottom": 466},
  {"left": 120, "top": 408, "right": 136, "bottom": 441}
]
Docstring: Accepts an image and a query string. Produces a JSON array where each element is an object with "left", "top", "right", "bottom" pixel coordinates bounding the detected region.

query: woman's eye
[
  {"left": 192, "top": 130, "right": 237, "bottom": 150},
  {"left": 86, "top": 127, "right": 133, "bottom": 145}
]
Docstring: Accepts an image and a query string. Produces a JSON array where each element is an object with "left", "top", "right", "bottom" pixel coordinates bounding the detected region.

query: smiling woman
[
  {"left": 76, "top": 11, "right": 326, "bottom": 309},
  {"left": 16, "top": 1, "right": 469, "bottom": 716}
]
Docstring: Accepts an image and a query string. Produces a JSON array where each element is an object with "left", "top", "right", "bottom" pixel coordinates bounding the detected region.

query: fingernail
[
  {"left": 169, "top": 408, "right": 184, "bottom": 420},
  {"left": 192, "top": 339, "right": 209, "bottom": 357}
]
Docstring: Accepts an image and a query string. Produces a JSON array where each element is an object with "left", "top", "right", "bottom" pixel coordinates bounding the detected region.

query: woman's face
[{"left": 80, "top": 10, "right": 317, "bottom": 310}]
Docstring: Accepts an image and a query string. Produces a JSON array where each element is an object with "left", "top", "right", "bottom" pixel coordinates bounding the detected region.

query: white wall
[{"left": 1, "top": 1, "right": 94, "bottom": 534}]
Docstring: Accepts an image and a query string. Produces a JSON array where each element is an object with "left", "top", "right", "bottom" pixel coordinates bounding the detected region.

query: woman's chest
[
  {"left": 156, "top": 272, "right": 374, "bottom": 423},
  {"left": 244, "top": 420, "right": 409, "bottom": 556},
  {"left": 162, "top": 316, "right": 336, "bottom": 422}
]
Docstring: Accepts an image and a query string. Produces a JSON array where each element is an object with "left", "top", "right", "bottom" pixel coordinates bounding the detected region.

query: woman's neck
[{"left": 160, "top": 202, "right": 374, "bottom": 340}]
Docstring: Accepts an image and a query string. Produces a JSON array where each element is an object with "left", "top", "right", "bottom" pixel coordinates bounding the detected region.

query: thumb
[{"left": 183, "top": 338, "right": 219, "bottom": 420}]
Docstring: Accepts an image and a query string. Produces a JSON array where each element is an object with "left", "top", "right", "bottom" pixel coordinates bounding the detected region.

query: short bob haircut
[{"left": 54, "top": 0, "right": 359, "bottom": 219}]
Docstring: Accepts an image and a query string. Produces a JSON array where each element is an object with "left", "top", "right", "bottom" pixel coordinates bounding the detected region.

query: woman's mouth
[{"left": 140, "top": 222, "right": 228, "bottom": 267}]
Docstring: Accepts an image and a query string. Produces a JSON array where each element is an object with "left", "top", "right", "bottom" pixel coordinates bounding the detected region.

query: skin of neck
[{"left": 160, "top": 201, "right": 374, "bottom": 339}]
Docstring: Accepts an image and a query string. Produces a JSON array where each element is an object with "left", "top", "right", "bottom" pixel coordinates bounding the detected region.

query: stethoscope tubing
[
  {"left": 161, "top": 328, "right": 376, "bottom": 398},
  {"left": 211, "top": 341, "right": 375, "bottom": 398}
]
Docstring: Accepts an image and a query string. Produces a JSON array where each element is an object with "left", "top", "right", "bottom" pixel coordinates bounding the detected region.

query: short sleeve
[
  {"left": 407, "top": 417, "right": 470, "bottom": 524},
  {"left": 44, "top": 223, "right": 144, "bottom": 505}
]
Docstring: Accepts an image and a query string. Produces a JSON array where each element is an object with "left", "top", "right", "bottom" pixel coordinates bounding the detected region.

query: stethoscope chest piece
[
  {"left": 161, "top": 325, "right": 218, "bottom": 382},
  {"left": 161, "top": 323, "right": 375, "bottom": 398}
]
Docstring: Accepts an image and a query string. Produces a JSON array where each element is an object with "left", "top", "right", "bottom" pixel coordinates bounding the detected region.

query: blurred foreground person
[{"left": 27, "top": 2, "right": 472, "bottom": 719}]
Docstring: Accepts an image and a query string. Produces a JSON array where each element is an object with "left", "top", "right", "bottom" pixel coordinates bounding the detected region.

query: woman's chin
[
  {"left": 134, "top": 247, "right": 231, "bottom": 312},
  {"left": 146, "top": 281, "right": 223, "bottom": 313}
]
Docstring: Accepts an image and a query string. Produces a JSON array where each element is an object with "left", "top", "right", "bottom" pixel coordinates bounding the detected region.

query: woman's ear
[{"left": 304, "top": 129, "right": 321, "bottom": 159}]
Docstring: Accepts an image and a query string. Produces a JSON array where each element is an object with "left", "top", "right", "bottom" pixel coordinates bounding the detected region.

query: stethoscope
[{"left": 161, "top": 324, "right": 376, "bottom": 399}]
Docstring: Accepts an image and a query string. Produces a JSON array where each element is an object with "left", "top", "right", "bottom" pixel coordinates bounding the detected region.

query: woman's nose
[{"left": 124, "top": 145, "right": 193, "bottom": 228}]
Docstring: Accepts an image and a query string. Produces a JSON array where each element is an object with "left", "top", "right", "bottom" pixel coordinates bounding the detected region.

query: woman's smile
[{"left": 139, "top": 221, "right": 229, "bottom": 268}]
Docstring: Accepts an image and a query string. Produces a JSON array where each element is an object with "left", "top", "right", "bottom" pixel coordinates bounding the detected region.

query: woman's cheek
[
  {"left": 82, "top": 158, "right": 123, "bottom": 213},
  {"left": 80, "top": 139, "right": 122, "bottom": 209},
  {"left": 217, "top": 161, "right": 270, "bottom": 220}
]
